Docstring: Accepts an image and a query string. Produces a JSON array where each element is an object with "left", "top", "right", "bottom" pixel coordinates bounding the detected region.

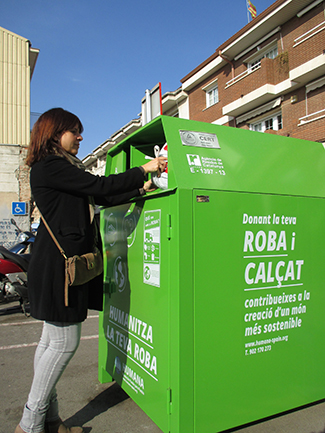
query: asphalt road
[
  {"left": 0, "top": 302, "right": 162, "bottom": 433},
  {"left": 1, "top": 302, "right": 325, "bottom": 433}
]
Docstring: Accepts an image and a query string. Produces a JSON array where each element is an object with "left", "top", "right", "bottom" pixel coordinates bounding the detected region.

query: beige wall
[
  {"left": 0, "top": 27, "right": 38, "bottom": 246},
  {"left": 0, "top": 27, "right": 32, "bottom": 146}
]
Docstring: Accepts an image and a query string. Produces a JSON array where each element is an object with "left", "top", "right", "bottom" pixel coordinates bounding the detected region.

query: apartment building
[
  {"left": 0, "top": 26, "right": 39, "bottom": 245},
  {"left": 181, "top": 0, "right": 325, "bottom": 143},
  {"left": 83, "top": 0, "right": 324, "bottom": 176},
  {"left": 82, "top": 87, "right": 188, "bottom": 174}
]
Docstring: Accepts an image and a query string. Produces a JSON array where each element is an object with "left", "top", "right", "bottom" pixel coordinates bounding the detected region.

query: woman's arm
[{"left": 40, "top": 156, "right": 145, "bottom": 198}]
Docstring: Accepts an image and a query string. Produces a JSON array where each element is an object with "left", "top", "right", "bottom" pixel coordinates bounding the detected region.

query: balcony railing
[
  {"left": 225, "top": 65, "right": 261, "bottom": 88},
  {"left": 293, "top": 21, "right": 325, "bottom": 48},
  {"left": 298, "top": 108, "right": 325, "bottom": 126}
]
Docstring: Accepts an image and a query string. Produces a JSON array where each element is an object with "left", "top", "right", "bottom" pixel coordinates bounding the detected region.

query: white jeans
[{"left": 19, "top": 321, "right": 82, "bottom": 433}]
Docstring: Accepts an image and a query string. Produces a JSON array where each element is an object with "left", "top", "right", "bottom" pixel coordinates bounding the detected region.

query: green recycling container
[{"left": 98, "top": 115, "right": 325, "bottom": 433}]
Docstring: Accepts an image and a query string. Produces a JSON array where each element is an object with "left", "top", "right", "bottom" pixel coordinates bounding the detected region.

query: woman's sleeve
[
  {"left": 42, "top": 156, "right": 145, "bottom": 198},
  {"left": 94, "top": 189, "right": 142, "bottom": 207}
]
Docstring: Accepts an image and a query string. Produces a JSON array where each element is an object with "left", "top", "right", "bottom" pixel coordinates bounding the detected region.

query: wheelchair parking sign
[{"left": 12, "top": 202, "right": 27, "bottom": 215}]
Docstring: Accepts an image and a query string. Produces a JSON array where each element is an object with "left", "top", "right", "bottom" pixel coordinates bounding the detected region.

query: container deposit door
[
  {"left": 100, "top": 197, "right": 171, "bottom": 432},
  {"left": 193, "top": 189, "right": 325, "bottom": 433}
]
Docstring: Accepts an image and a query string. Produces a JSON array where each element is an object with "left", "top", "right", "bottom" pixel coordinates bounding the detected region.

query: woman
[{"left": 15, "top": 108, "right": 166, "bottom": 433}]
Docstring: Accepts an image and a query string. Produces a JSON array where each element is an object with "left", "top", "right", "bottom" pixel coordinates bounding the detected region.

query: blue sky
[{"left": 2, "top": 0, "right": 274, "bottom": 159}]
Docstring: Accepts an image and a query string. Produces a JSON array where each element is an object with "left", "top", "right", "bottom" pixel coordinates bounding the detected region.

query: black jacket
[{"left": 28, "top": 155, "right": 144, "bottom": 322}]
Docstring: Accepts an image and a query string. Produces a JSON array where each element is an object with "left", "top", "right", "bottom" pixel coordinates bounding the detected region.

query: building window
[
  {"left": 203, "top": 79, "right": 219, "bottom": 108},
  {"left": 250, "top": 113, "right": 282, "bottom": 132},
  {"left": 247, "top": 45, "right": 278, "bottom": 71},
  {"left": 207, "top": 86, "right": 219, "bottom": 107}
]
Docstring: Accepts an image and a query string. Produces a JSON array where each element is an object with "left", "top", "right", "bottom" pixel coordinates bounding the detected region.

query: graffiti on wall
[{"left": 0, "top": 204, "right": 29, "bottom": 248}]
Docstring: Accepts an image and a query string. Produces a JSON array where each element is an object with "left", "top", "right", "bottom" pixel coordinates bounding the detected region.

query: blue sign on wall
[{"left": 12, "top": 202, "right": 27, "bottom": 215}]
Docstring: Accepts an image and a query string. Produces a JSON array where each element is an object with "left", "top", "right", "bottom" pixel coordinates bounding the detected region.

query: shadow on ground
[{"left": 63, "top": 382, "right": 128, "bottom": 432}]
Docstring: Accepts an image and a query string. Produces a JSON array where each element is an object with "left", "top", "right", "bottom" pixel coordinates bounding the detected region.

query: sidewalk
[
  {"left": 2, "top": 307, "right": 325, "bottom": 433},
  {"left": 57, "top": 338, "right": 325, "bottom": 433}
]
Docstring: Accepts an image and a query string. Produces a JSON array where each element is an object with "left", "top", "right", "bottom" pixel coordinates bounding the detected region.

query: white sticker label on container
[
  {"left": 180, "top": 130, "right": 220, "bottom": 149},
  {"left": 143, "top": 210, "right": 161, "bottom": 287},
  {"left": 186, "top": 154, "right": 226, "bottom": 176}
]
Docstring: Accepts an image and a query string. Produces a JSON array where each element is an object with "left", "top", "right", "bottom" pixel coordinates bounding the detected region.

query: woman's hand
[
  {"left": 143, "top": 179, "right": 157, "bottom": 193},
  {"left": 141, "top": 156, "right": 167, "bottom": 177}
]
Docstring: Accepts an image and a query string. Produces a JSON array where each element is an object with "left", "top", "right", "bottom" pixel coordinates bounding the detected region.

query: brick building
[
  {"left": 84, "top": 0, "right": 324, "bottom": 175},
  {"left": 181, "top": 0, "right": 325, "bottom": 143}
]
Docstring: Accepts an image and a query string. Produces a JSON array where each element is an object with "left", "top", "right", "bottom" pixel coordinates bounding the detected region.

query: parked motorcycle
[
  {"left": 0, "top": 246, "right": 30, "bottom": 316},
  {"left": 9, "top": 218, "right": 36, "bottom": 254}
]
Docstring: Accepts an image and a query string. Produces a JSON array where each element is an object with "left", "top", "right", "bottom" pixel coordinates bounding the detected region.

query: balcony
[
  {"left": 222, "top": 55, "right": 293, "bottom": 118},
  {"left": 298, "top": 108, "right": 325, "bottom": 126},
  {"left": 290, "top": 53, "right": 325, "bottom": 86},
  {"left": 225, "top": 65, "right": 261, "bottom": 88}
]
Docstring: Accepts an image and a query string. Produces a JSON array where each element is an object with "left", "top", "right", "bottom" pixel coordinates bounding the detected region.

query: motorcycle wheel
[
  {"left": 0, "top": 276, "right": 20, "bottom": 303},
  {"left": 0, "top": 276, "right": 30, "bottom": 316},
  {"left": 12, "top": 282, "right": 30, "bottom": 317}
]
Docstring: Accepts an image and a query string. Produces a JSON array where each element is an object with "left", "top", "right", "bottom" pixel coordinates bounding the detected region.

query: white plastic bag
[{"left": 152, "top": 143, "right": 168, "bottom": 190}]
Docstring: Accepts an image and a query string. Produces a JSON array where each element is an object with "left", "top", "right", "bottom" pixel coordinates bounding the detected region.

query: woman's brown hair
[{"left": 26, "top": 108, "right": 84, "bottom": 167}]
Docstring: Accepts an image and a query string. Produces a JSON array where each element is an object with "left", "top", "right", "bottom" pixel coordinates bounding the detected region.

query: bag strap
[
  {"left": 39, "top": 210, "right": 70, "bottom": 306},
  {"left": 39, "top": 211, "right": 68, "bottom": 260}
]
